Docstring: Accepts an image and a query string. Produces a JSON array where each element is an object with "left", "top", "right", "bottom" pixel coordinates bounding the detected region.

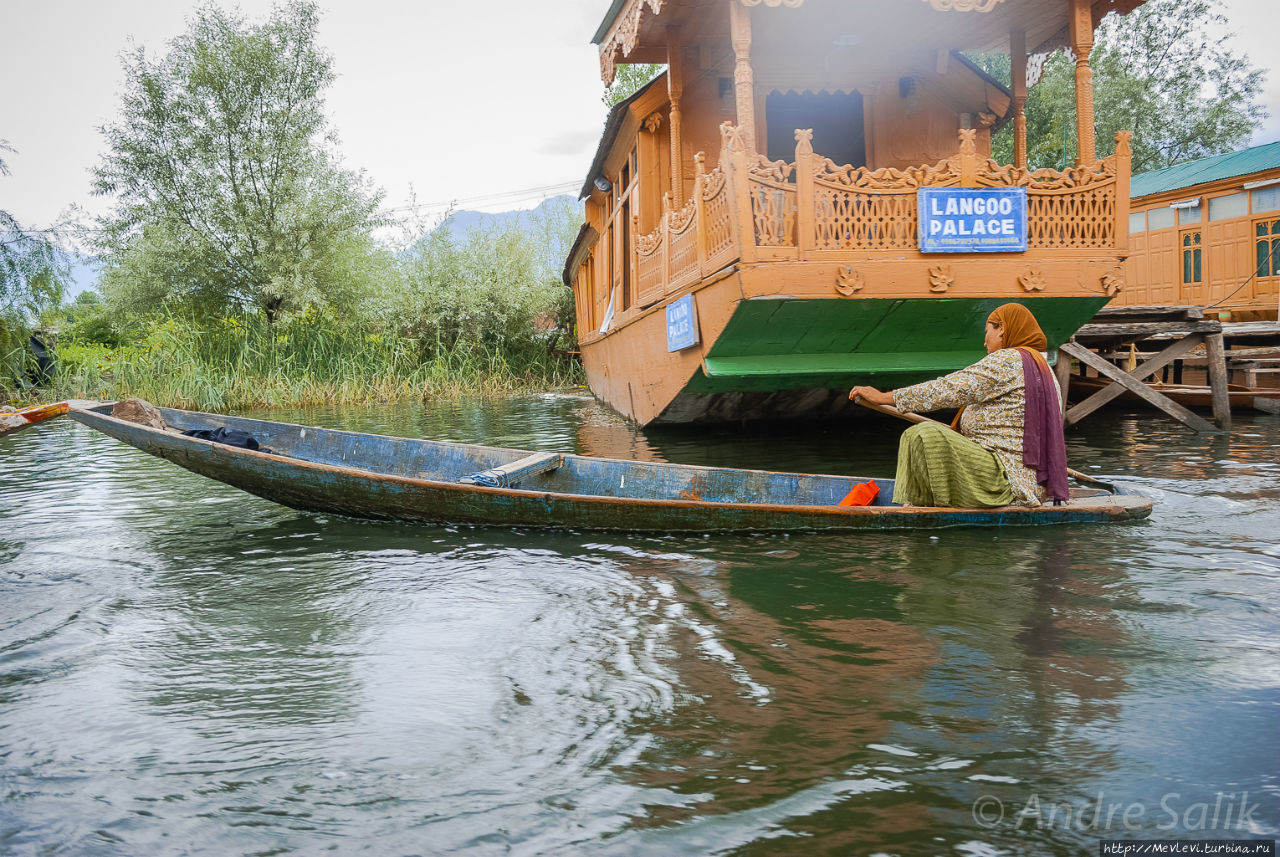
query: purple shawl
[{"left": 1019, "top": 349, "right": 1070, "bottom": 504}]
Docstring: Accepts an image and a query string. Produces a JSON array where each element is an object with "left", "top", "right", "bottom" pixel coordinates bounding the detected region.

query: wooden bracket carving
[
  {"left": 836, "top": 265, "right": 864, "bottom": 295},
  {"left": 928, "top": 265, "right": 954, "bottom": 293},
  {"left": 1101, "top": 268, "right": 1124, "bottom": 296},
  {"left": 644, "top": 112, "right": 663, "bottom": 133},
  {"left": 1019, "top": 266, "right": 1047, "bottom": 292}
]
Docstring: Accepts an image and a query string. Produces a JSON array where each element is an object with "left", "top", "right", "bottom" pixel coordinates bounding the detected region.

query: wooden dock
[{"left": 1056, "top": 306, "right": 1280, "bottom": 432}]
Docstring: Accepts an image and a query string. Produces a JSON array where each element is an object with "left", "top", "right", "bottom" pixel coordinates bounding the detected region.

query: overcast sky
[{"left": 2, "top": 0, "right": 1277, "bottom": 236}]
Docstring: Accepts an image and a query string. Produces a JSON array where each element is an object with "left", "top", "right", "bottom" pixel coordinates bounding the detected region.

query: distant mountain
[{"left": 433, "top": 194, "right": 577, "bottom": 241}]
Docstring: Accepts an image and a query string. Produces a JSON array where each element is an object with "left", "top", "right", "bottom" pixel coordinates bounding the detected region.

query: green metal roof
[{"left": 1130, "top": 141, "right": 1280, "bottom": 199}]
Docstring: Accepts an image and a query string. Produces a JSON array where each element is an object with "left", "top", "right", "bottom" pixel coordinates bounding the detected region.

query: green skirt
[{"left": 893, "top": 422, "right": 1013, "bottom": 508}]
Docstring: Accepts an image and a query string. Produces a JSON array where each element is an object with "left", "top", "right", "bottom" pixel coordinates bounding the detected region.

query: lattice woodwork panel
[
  {"left": 668, "top": 220, "right": 699, "bottom": 286},
  {"left": 635, "top": 233, "right": 665, "bottom": 305},
  {"left": 814, "top": 186, "right": 918, "bottom": 250},
  {"left": 1027, "top": 186, "right": 1116, "bottom": 249},
  {"left": 750, "top": 182, "right": 796, "bottom": 247},
  {"left": 702, "top": 169, "right": 736, "bottom": 267}
]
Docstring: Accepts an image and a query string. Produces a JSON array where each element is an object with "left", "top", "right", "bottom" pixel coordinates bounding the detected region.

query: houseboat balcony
[{"left": 627, "top": 123, "right": 1132, "bottom": 313}]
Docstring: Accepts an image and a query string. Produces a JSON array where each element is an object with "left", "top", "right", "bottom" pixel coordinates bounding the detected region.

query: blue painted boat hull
[{"left": 68, "top": 404, "right": 1152, "bottom": 531}]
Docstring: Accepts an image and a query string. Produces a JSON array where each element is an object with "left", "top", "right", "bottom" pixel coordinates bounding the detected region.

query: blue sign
[
  {"left": 666, "top": 294, "right": 699, "bottom": 352},
  {"left": 918, "top": 187, "right": 1028, "bottom": 253}
]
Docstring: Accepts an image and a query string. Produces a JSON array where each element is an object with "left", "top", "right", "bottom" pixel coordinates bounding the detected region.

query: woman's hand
[{"left": 848, "top": 385, "right": 895, "bottom": 406}]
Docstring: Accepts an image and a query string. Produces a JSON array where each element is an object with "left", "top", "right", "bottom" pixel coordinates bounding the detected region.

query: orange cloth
[{"left": 838, "top": 480, "right": 880, "bottom": 506}]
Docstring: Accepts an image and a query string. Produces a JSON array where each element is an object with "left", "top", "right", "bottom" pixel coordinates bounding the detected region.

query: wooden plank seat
[{"left": 458, "top": 452, "right": 564, "bottom": 488}]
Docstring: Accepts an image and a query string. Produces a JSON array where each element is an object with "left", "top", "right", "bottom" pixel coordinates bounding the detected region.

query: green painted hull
[
  {"left": 657, "top": 296, "right": 1105, "bottom": 422},
  {"left": 698, "top": 295, "right": 1103, "bottom": 391}
]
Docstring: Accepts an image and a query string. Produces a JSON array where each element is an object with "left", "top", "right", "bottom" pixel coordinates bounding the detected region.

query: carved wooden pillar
[
  {"left": 1068, "top": 0, "right": 1096, "bottom": 164},
  {"left": 667, "top": 31, "right": 684, "bottom": 206},
  {"left": 729, "top": 0, "right": 756, "bottom": 153},
  {"left": 1010, "top": 29, "right": 1028, "bottom": 169}
]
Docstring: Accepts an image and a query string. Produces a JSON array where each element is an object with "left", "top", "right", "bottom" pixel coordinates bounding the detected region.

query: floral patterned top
[{"left": 892, "top": 349, "right": 1058, "bottom": 507}]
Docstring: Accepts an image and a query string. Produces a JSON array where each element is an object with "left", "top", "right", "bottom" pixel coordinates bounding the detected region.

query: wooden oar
[{"left": 853, "top": 398, "right": 1124, "bottom": 494}]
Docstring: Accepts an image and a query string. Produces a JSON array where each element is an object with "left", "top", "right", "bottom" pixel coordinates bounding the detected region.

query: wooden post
[
  {"left": 667, "top": 33, "right": 685, "bottom": 206},
  {"left": 795, "top": 128, "right": 816, "bottom": 257},
  {"left": 958, "top": 129, "right": 979, "bottom": 187},
  {"left": 1010, "top": 30, "right": 1028, "bottom": 170},
  {"left": 1068, "top": 0, "right": 1096, "bottom": 165},
  {"left": 729, "top": 0, "right": 756, "bottom": 154},
  {"left": 727, "top": 124, "right": 758, "bottom": 263},
  {"left": 1114, "top": 131, "right": 1131, "bottom": 255},
  {"left": 1054, "top": 346, "right": 1072, "bottom": 416},
  {"left": 1205, "top": 330, "right": 1232, "bottom": 430},
  {"left": 693, "top": 151, "right": 708, "bottom": 272}
]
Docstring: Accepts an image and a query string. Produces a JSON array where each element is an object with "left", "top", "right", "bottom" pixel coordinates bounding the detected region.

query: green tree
[
  {"left": 603, "top": 63, "right": 664, "bottom": 107},
  {"left": 983, "top": 0, "right": 1265, "bottom": 173},
  {"left": 1, "top": 140, "right": 69, "bottom": 391},
  {"left": 92, "top": 1, "right": 383, "bottom": 324}
]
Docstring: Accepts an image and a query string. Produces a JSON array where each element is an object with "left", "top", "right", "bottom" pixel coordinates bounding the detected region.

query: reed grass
[{"left": 47, "top": 311, "right": 582, "bottom": 411}]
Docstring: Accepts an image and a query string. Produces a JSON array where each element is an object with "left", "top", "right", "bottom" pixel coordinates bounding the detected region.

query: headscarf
[
  {"left": 987, "top": 303, "right": 1048, "bottom": 352},
  {"left": 953, "top": 303, "right": 1069, "bottom": 504}
]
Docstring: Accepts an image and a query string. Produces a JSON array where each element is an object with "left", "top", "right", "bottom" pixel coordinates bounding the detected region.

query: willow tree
[
  {"left": 1, "top": 141, "right": 68, "bottom": 390},
  {"left": 93, "top": 1, "right": 382, "bottom": 323}
]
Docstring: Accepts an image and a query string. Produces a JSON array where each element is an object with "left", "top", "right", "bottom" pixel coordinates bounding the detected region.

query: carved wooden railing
[
  {"left": 632, "top": 153, "right": 739, "bottom": 307},
  {"left": 627, "top": 124, "right": 1130, "bottom": 303},
  {"left": 724, "top": 124, "right": 1132, "bottom": 259}
]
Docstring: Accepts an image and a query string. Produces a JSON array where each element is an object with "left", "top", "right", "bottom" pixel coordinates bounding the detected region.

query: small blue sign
[
  {"left": 918, "top": 187, "right": 1028, "bottom": 253},
  {"left": 666, "top": 294, "right": 699, "bottom": 352}
]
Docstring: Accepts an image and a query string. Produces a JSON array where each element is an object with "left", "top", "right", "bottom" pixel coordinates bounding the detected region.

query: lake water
[{"left": 2, "top": 396, "right": 1278, "bottom": 855}]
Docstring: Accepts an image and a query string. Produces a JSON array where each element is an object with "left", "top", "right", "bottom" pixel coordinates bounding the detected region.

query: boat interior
[{"left": 87, "top": 404, "right": 902, "bottom": 508}]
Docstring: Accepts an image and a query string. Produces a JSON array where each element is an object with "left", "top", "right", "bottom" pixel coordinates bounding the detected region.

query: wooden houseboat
[
  {"left": 1119, "top": 141, "right": 1280, "bottom": 321},
  {"left": 564, "top": 0, "right": 1143, "bottom": 424}
]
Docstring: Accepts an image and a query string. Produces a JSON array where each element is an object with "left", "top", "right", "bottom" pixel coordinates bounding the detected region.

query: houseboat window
[
  {"left": 1147, "top": 207, "right": 1175, "bottom": 231},
  {"left": 1252, "top": 185, "right": 1280, "bottom": 214},
  {"left": 1209, "top": 192, "right": 1247, "bottom": 222},
  {"left": 1177, "top": 203, "right": 1202, "bottom": 225},
  {"left": 765, "top": 90, "right": 865, "bottom": 168},
  {"left": 1255, "top": 220, "right": 1280, "bottom": 278},
  {"left": 1182, "top": 232, "right": 1202, "bottom": 284},
  {"left": 1128, "top": 212, "right": 1147, "bottom": 233}
]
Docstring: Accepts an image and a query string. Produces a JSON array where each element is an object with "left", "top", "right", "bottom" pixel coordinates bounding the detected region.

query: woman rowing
[{"left": 848, "top": 303, "right": 1069, "bottom": 508}]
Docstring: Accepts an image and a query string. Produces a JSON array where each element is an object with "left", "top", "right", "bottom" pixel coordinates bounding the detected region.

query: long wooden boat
[
  {"left": 66, "top": 403, "right": 1151, "bottom": 531},
  {"left": 0, "top": 401, "right": 69, "bottom": 436}
]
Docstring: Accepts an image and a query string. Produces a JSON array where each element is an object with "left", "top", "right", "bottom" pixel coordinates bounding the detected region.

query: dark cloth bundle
[{"left": 181, "top": 427, "right": 261, "bottom": 450}]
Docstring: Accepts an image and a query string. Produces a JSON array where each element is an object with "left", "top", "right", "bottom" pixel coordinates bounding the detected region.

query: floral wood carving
[
  {"left": 928, "top": 265, "right": 954, "bottom": 293},
  {"left": 668, "top": 195, "right": 697, "bottom": 232},
  {"left": 924, "top": 0, "right": 1005, "bottom": 10},
  {"left": 599, "top": 0, "right": 666, "bottom": 84},
  {"left": 836, "top": 265, "right": 864, "bottom": 296},
  {"left": 807, "top": 129, "right": 1117, "bottom": 192},
  {"left": 1019, "top": 266, "right": 1047, "bottom": 292},
  {"left": 644, "top": 112, "right": 663, "bottom": 133},
  {"left": 748, "top": 154, "right": 796, "bottom": 184},
  {"left": 1101, "top": 268, "right": 1124, "bottom": 297}
]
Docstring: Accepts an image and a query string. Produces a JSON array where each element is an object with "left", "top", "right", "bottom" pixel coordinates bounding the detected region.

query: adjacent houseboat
[
  {"left": 564, "top": 0, "right": 1143, "bottom": 424},
  {"left": 1120, "top": 141, "right": 1280, "bottom": 321}
]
